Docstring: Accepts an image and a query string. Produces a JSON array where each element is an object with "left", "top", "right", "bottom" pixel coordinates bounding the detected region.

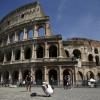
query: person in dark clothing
[
  {"left": 25, "top": 72, "right": 32, "bottom": 92},
  {"left": 63, "top": 75, "right": 68, "bottom": 89}
]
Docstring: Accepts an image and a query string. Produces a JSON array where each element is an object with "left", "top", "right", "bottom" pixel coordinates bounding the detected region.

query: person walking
[
  {"left": 25, "top": 72, "right": 32, "bottom": 92},
  {"left": 63, "top": 75, "right": 68, "bottom": 89}
]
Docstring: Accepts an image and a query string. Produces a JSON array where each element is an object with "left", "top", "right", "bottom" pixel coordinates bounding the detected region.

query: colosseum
[{"left": 0, "top": 1, "right": 100, "bottom": 87}]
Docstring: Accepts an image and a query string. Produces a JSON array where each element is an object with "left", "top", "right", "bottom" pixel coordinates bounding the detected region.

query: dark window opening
[
  {"left": 25, "top": 48, "right": 32, "bottom": 59},
  {"left": 36, "top": 45, "right": 43, "bottom": 58},
  {"left": 49, "top": 45, "right": 57, "bottom": 57}
]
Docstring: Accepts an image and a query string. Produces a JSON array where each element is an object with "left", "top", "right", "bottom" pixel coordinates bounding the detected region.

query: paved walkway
[{"left": 0, "top": 87, "right": 100, "bottom": 100}]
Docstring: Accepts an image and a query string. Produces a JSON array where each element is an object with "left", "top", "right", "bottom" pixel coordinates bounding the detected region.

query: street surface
[{"left": 0, "top": 87, "right": 100, "bottom": 100}]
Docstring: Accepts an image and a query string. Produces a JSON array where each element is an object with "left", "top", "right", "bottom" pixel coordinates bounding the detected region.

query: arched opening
[
  {"left": 12, "top": 71, "right": 19, "bottom": 84},
  {"left": 0, "top": 52, "right": 4, "bottom": 62},
  {"left": 65, "top": 50, "right": 69, "bottom": 57},
  {"left": 38, "top": 27, "right": 45, "bottom": 36},
  {"left": 36, "top": 45, "right": 44, "bottom": 58},
  {"left": 95, "top": 56, "right": 99, "bottom": 66},
  {"left": 24, "top": 47, "right": 32, "bottom": 59},
  {"left": 4, "top": 71, "right": 9, "bottom": 84},
  {"left": 23, "top": 70, "right": 30, "bottom": 80},
  {"left": 49, "top": 45, "right": 57, "bottom": 57},
  {"left": 88, "top": 54, "right": 93, "bottom": 61},
  {"left": 73, "top": 49, "right": 81, "bottom": 59},
  {"left": 10, "top": 34, "right": 14, "bottom": 43},
  {"left": 6, "top": 51, "right": 11, "bottom": 61},
  {"left": 35, "top": 69, "right": 42, "bottom": 85},
  {"left": 18, "top": 31, "right": 24, "bottom": 41},
  {"left": 28, "top": 29, "right": 33, "bottom": 39},
  {"left": 48, "top": 69, "right": 58, "bottom": 85},
  {"left": 86, "top": 71, "right": 94, "bottom": 80},
  {"left": 94, "top": 48, "right": 98, "bottom": 54},
  {"left": 15, "top": 49, "right": 20, "bottom": 60},
  {"left": 63, "top": 69, "right": 73, "bottom": 86}
]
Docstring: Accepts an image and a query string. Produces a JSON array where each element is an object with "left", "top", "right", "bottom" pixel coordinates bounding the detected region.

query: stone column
[
  {"left": 59, "top": 66, "right": 63, "bottom": 86},
  {"left": 11, "top": 50, "right": 15, "bottom": 62},
  {"left": 59, "top": 40, "right": 63, "bottom": 58},
  {"left": 7, "top": 35, "right": 10, "bottom": 44},
  {"left": 45, "top": 22, "right": 52, "bottom": 36},
  {"left": 3, "top": 53, "right": 6, "bottom": 63},
  {"left": 23, "top": 28, "right": 28, "bottom": 40},
  {"left": 43, "top": 66, "right": 47, "bottom": 82},
  {"left": 34, "top": 44, "right": 36, "bottom": 59},
  {"left": 1, "top": 73, "right": 3, "bottom": 83},
  {"left": 44, "top": 42, "right": 48, "bottom": 58},
  {"left": 20, "top": 46, "right": 24, "bottom": 60},
  {"left": 32, "top": 44, "right": 35, "bottom": 59},
  {"left": 19, "top": 68, "right": 22, "bottom": 82},
  {"left": 31, "top": 67, "right": 35, "bottom": 80},
  {"left": 34, "top": 25, "right": 38, "bottom": 38},
  {"left": 9, "top": 71, "right": 12, "bottom": 84},
  {"left": 14, "top": 31, "right": 18, "bottom": 42}
]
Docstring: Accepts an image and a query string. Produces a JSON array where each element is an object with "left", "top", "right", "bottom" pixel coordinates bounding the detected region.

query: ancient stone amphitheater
[{"left": 0, "top": 1, "right": 100, "bottom": 87}]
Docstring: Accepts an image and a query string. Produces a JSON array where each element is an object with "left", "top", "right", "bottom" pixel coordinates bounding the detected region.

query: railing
[{"left": 82, "top": 61, "right": 96, "bottom": 67}]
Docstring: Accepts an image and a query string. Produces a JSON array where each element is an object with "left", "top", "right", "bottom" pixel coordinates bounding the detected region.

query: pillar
[
  {"left": 14, "top": 31, "right": 18, "bottom": 42},
  {"left": 59, "top": 66, "right": 63, "bottom": 86},
  {"left": 19, "top": 68, "right": 22, "bottom": 82},
  {"left": 59, "top": 40, "right": 63, "bottom": 58},
  {"left": 44, "top": 42, "right": 48, "bottom": 58},
  {"left": 34, "top": 25, "right": 38, "bottom": 38},
  {"left": 23, "top": 28, "right": 28, "bottom": 40},
  {"left": 43, "top": 66, "right": 47, "bottom": 82},
  {"left": 20, "top": 46, "right": 24, "bottom": 60},
  {"left": 7, "top": 35, "right": 10, "bottom": 44},
  {"left": 9, "top": 71, "right": 12, "bottom": 84},
  {"left": 45, "top": 22, "right": 52, "bottom": 36}
]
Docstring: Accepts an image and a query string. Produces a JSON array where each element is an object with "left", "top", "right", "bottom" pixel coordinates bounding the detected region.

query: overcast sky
[{"left": 0, "top": 0, "right": 100, "bottom": 40}]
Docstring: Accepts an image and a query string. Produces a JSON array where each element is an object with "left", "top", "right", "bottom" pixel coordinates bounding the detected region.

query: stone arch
[
  {"left": 23, "top": 70, "right": 30, "bottom": 80},
  {"left": 65, "top": 50, "right": 69, "bottom": 57},
  {"left": 28, "top": 29, "right": 33, "bottom": 39},
  {"left": 10, "top": 33, "right": 14, "bottom": 43},
  {"left": 63, "top": 69, "right": 73, "bottom": 85},
  {"left": 49, "top": 45, "right": 57, "bottom": 57},
  {"left": 0, "top": 51, "right": 4, "bottom": 62},
  {"left": 94, "top": 48, "right": 98, "bottom": 54},
  {"left": 15, "top": 49, "right": 20, "bottom": 60},
  {"left": 88, "top": 54, "right": 93, "bottom": 61},
  {"left": 36, "top": 45, "right": 44, "bottom": 58},
  {"left": 6, "top": 50, "right": 12, "bottom": 61},
  {"left": 24, "top": 47, "right": 32, "bottom": 59},
  {"left": 86, "top": 71, "right": 94, "bottom": 80},
  {"left": 73, "top": 49, "right": 81, "bottom": 59},
  {"left": 35, "top": 69, "right": 42, "bottom": 85},
  {"left": 95, "top": 56, "right": 99, "bottom": 66},
  {"left": 18, "top": 31, "right": 24, "bottom": 41},
  {"left": 38, "top": 26, "right": 45, "bottom": 36},
  {"left": 12, "top": 71, "right": 19, "bottom": 84},
  {"left": 48, "top": 69, "right": 58, "bottom": 85},
  {"left": 3, "top": 71, "right": 9, "bottom": 84}
]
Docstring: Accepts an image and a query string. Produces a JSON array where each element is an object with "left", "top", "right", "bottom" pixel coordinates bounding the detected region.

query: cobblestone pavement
[{"left": 0, "top": 87, "right": 100, "bottom": 100}]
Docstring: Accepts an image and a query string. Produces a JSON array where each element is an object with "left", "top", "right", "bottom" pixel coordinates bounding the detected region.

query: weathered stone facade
[{"left": 0, "top": 1, "right": 100, "bottom": 87}]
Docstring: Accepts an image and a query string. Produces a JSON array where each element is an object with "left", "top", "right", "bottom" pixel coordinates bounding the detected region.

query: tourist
[
  {"left": 25, "top": 72, "right": 32, "bottom": 92},
  {"left": 42, "top": 82, "right": 54, "bottom": 97}
]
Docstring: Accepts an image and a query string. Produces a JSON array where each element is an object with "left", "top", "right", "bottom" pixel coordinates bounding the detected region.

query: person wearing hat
[{"left": 42, "top": 82, "right": 54, "bottom": 97}]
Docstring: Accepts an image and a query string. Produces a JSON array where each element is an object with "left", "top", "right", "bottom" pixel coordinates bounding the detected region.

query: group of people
[
  {"left": 63, "top": 75, "right": 71, "bottom": 89},
  {"left": 25, "top": 72, "right": 54, "bottom": 97}
]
